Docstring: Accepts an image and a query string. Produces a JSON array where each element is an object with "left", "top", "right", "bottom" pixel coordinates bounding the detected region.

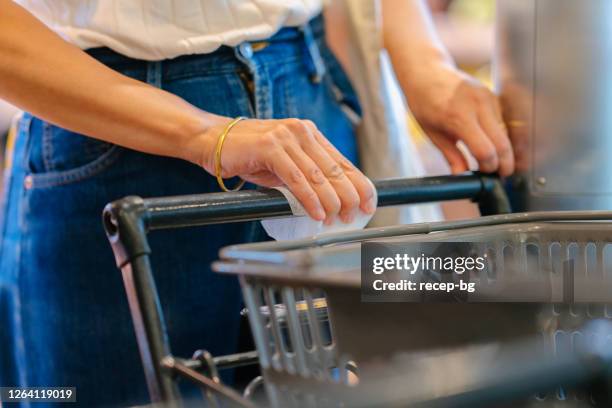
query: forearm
[
  {"left": 381, "top": 0, "right": 455, "bottom": 93},
  {"left": 0, "top": 1, "right": 219, "bottom": 168}
]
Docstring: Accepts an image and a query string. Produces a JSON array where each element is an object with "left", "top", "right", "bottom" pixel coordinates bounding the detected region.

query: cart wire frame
[{"left": 102, "top": 173, "right": 510, "bottom": 407}]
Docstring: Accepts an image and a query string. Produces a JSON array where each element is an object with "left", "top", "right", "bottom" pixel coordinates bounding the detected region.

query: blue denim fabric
[{"left": 0, "top": 16, "right": 358, "bottom": 408}]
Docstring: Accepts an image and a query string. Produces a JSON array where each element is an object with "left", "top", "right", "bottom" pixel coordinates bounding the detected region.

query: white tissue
[{"left": 261, "top": 186, "right": 377, "bottom": 241}]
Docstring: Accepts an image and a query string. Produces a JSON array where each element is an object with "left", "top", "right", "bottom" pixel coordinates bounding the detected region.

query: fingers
[
  {"left": 295, "top": 132, "right": 363, "bottom": 224},
  {"left": 283, "top": 143, "right": 345, "bottom": 222},
  {"left": 428, "top": 131, "right": 469, "bottom": 174},
  {"left": 419, "top": 74, "right": 517, "bottom": 177},
  {"left": 268, "top": 119, "right": 376, "bottom": 223},
  {"left": 268, "top": 150, "right": 326, "bottom": 221},
  {"left": 237, "top": 118, "right": 375, "bottom": 222},
  {"left": 478, "top": 101, "right": 515, "bottom": 177},
  {"left": 450, "top": 113, "right": 499, "bottom": 174},
  {"left": 311, "top": 129, "right": 377, "bottom": 214}
]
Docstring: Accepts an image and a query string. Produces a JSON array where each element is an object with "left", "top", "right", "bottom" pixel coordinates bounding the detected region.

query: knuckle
[
  {"left": 303, "top": 119, "right": 316, "bottom": 130},
  {"left": 300, "top": 130, "right": 316, "bottom": 144},
  {"left": 284, "top": 118, "right": 302, "bottom": 127},
  {"left": 308, "top": 167, "right": 326, "bottom": 185},
  {"left": 260, "top": 132, "right": 279, "bottom": 148},
  {"left": 340, "top": 158, "right": 355, "bottom": 171},
  {"left": 288, "top": 168, "right": 305, "bottom": 184},
  {"left": 283, "top": 121, "right": 314, "bottom": 144},
  {"left": 274, "top": 128, "right": 297, "bottom": 147},
  {"left": 276, "top": 124, "right": 292, "bottom": 138},
  {"left": 326, "top": 163, "right": 344, "bottom": 179},
  {"left": 445, "top": 110, "right": 466, "bottom": 131},
  {"left": 284, "top": 118, "right": 307, "bottom": 133}
]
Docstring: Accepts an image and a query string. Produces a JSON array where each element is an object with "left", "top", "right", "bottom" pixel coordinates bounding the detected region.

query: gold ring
[{"left": 507, "top": 120, "right": 527, "bottom": 128}]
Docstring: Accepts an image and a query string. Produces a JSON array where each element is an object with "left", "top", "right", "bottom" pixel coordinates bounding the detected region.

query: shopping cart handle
[{"left": 103, "top": 173, "right": 509, "bottom": 268}]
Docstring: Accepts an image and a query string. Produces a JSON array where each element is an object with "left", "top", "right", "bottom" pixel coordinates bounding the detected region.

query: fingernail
[
  {"left": 314, "top": 207, "right": 326, "bottom": 221},
  {"left": 364, "top": 198, "right": 376, "bottom": 214},
  {"left": 341, "top": 212, "right": 355, "bottom": 224},
  {"left": 349, "top": 212, "right": 356, "bottom": 223},
  {"left": 483, "top": 159, "right": 498, "bottom": 172},
  {"left": 324, "top": 216, "right": 334, "bottom": 226}
]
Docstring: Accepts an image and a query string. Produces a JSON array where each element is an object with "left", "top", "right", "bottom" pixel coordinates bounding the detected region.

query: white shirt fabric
[{"left": 15, "top": 0, "right": 323, "bottom": 60}]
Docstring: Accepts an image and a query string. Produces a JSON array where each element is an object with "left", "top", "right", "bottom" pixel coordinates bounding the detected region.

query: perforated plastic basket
[{"left": 214, "top": 211, "right": 612, "bottom": 407}]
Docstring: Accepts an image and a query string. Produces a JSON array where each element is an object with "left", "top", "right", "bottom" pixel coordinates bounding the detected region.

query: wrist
[
  {"left": 401, "top": 59, "right": 454, "bottom": 98},
  {"left": 179, "top": 112, "right": 232, "bottom": 173},
  {"left": 391, "top": 47, "right": 456, "bottom": 98},
  {"left": 404, "top": 51, "right": 456, "bottom": 85},
  {"left": 390, "top": 40, "right": 454, "bottom": 75},
  {"left": 400, "top": 62, "right": 470, "bottom": 129}
]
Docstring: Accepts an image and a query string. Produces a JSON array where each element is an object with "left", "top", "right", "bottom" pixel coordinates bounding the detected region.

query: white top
[{"left": 16, "top": 0, "right": 323, "bottom": 60}]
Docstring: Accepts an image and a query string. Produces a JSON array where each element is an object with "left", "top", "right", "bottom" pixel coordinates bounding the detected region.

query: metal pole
[
  {"left": 104, "top": 196, "right": 181, "bottom": 406},
  {"left": 137, "top": 174, "right": 510, "bottom": 231},
  {"left": 121, "top": 256, "right": 180, "bottom": 406},
  {"left": 477, "top": 174, "right": 512, "bottom": 216},
  {"left": 162, "top": 357, "right": 257, "bottom": 408}
]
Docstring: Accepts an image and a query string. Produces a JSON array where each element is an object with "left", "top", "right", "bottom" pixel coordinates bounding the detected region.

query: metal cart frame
[{"left": 102, "top": 173, "right": 510, "bottom": 406}]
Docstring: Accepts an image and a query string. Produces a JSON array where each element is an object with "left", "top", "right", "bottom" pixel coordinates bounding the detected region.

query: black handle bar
[{"left": 103, "top": 173, "right": 509, "bottom": 268}]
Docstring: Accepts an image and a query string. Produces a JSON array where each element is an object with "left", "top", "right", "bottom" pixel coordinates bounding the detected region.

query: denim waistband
[{"left": 85, "top": 14, "right": 326, "bottom": 81}]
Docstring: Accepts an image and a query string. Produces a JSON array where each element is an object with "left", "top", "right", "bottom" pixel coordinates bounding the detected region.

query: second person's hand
[
  {"left": 193, "top": 116, "right": 377, "bottom": 223},
  {"left": 405, "top": 63, "right": 515, "bottom": 177}
]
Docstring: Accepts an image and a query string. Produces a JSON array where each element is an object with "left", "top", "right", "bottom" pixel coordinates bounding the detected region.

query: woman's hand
[
  {"left": 405, "top": 63, "right": 514, "bottom": 177},
  {"left": 194, "top": 116, "right": 377, "bottom": 222}
]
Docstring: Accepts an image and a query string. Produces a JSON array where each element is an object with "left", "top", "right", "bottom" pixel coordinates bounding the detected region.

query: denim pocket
[{"left": 26, "top": 117, "right": 123, "bottom": 188}]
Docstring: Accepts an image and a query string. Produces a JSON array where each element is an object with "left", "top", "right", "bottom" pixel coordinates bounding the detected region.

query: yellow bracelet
[{"left": 214, "top": 116, "right": 247, "bottom": 192}]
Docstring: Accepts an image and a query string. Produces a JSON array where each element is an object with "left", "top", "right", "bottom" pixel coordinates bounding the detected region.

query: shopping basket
[
  {"left": 102, "top": 173, "right": 510, "bottom": 407},
  {"left": 213, "top": 211, "right": 612, "bottom": 407},
  {"left": 253, "top": 318, "right": 612, "bottom": 408}
]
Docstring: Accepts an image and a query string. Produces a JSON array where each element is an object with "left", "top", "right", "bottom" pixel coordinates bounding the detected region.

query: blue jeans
[{"left": 0, "top": 16, "right": 358, "bottom": 407}]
